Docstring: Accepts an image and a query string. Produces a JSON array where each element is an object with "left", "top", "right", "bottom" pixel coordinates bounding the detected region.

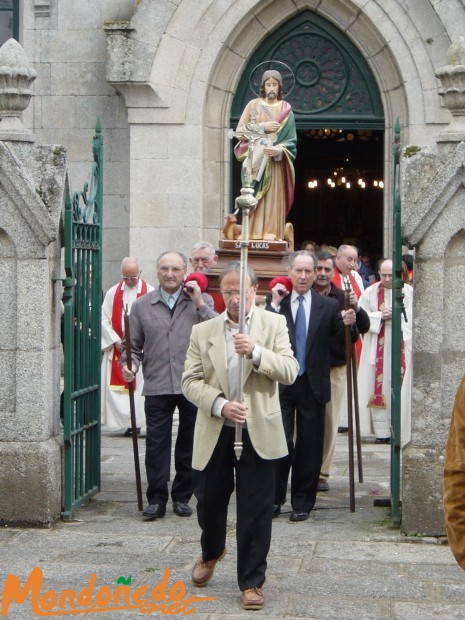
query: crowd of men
[{"left": 100, "top": 241, "right": 413, "bottom": 611}]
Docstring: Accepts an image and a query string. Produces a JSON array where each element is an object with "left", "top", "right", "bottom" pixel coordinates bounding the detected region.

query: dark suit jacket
[
  {"left": 267, "top": 290, "right": 344, "bottom": 405},
  {"left": 315, "top": 282, "right": 370, "bottom": 367}
]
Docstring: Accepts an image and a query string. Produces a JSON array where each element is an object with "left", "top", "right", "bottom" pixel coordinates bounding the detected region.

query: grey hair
[
  {"left": 121, "top": 256, "right": 141, "bottom": 271},
  {"left": 156, "top": 251, "right": 187, "bottom": 269},
  {"left": 191, "top": 241, "right": 216, "bottom": 256},
  {"left": 218, "top": 261, "right": 257, "bottom": 287},
  {"left": 336, "top": 244, "right": 357, "bottom": 257}
]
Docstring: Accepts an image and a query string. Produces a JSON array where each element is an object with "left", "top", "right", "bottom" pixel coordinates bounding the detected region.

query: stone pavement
[{"left": 1, "top": 429, "right": 465, "bottom": 620}]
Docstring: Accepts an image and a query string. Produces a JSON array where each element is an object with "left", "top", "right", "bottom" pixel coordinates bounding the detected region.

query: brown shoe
[
  {"left": 191, "top": 549, "right": 226, "bottom": 587},
  {"left": 241, "top": 586, "right": 265, "bottom": 610}
]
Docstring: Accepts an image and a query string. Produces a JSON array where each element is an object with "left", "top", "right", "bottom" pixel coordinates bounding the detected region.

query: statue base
[{"left": 207, "top": 239, "right": 290, "bottom": 299}]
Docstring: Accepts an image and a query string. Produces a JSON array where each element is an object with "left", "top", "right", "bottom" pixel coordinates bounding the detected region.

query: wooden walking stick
[
  {"left": 351, "top": 341, "right": 364, "bottom": 483},
  {"left": 343, "top": 281, "right": 356, "bottom": 513},
  {"left": 342, "top": 277, "right": 364, "bottom": 484},
  {"left": 123, "top": 305, "right": 144, "bottom": 511}
]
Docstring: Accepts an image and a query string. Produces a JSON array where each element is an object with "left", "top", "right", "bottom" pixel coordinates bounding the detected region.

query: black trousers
[
  {"left": 275, "top": 374, "right": 325, "bottom": 513},
  {"left": 193, "top": 426, "right": 276, "bottom": 591},
  {"left": 144, "top": 394, "right": 196, "bottom": 506}
]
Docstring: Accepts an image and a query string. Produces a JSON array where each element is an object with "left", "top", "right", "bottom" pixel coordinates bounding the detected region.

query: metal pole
[
  {"left": 234, "top": 185, "right": 257, "bottom": 460},
  {"left": 228, "top": 127, "right": 260, "bottom": 460}
]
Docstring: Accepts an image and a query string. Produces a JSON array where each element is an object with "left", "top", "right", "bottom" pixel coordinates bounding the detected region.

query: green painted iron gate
[
  {"left": 62, "top": 121, "right": 103, "bottom": 520},
  {"left": 391, "top": 118, "right": 402, "bottom": 526}
]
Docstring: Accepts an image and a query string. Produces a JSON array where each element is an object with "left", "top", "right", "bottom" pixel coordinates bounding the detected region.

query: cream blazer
[{"left": 182, "top": 306, "right": 299, "bottom": 471}]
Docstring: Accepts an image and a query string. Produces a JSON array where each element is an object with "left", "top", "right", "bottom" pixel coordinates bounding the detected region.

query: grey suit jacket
[
  {"left": 121, "top": 287, "right": 216, "bottom": 395},
  {"left": 182, "top": 306, "right": 299, "bottom": 470}
]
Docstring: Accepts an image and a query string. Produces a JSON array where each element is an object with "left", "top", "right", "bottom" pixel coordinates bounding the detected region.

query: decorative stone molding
[
  {"left": 436, "top": 37, "right": 465, "bottom": 143},
  {"left": 0, "top": 39, "right": 36, "bottom": 142},
  {"left": 33, "top": 0, "right": 51, "bottom": 17}
]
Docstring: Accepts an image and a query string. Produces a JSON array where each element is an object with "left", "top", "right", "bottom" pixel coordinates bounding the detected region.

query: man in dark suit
[{"left": 267, "top": 250, "right": 348, "bottom": 521}]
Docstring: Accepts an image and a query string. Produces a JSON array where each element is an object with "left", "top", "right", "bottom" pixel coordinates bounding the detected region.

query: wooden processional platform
[{"left": 206, "top": 239, "right": 291, "bottom": 299}]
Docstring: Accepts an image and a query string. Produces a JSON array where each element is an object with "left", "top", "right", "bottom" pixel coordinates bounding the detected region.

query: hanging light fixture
[{"left": 307, "top": 167, "right": 384, "bottom": 190}]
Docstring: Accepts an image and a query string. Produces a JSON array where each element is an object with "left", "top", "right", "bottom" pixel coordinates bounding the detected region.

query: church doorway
[
  {"left": 230, "top": 10, "right": 385, "bottom": 265},
  {"left": 291, "top": 127, "right": 384, "bottom": 260}
]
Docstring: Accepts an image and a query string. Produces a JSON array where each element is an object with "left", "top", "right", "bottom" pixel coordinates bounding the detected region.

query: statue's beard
[{"left": 266, "top": 91, "right": 277, "bottom": 100}]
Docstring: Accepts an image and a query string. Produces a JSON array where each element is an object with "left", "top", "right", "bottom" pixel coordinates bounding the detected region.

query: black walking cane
[{"left": 123, "top": 305, "right": 144, "bottom": 511}]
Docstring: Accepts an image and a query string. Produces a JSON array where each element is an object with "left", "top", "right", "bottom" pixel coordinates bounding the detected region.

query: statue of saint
[{"left": 234, "top": 69, "right": 297, "bottom": 241}]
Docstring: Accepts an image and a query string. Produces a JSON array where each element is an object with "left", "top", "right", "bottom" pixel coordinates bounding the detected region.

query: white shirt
[{"left": 290, "top": 289, "right": 312, "bottom": 334}]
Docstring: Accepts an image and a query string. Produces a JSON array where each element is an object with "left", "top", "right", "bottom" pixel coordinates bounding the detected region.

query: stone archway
[
  {"left": 228, "top": 10, "right": 385, "bottom": 253},
  {"left": 204, "top": 3, "right": 409, "bottom": 254}
]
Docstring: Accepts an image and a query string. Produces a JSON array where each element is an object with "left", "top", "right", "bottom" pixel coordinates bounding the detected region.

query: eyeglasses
[
  {"left": 158, "top": 266, "right": 184, "bottom": 274},
  {"left": 122, "top": 272, "right": 141, "bottom": 280}
]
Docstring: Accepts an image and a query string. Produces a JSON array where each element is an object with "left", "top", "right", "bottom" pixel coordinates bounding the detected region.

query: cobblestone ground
[{"left": 1, "top": 426, "right": 464, "bottom": 619}]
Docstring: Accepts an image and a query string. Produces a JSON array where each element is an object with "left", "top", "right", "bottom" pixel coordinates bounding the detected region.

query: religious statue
[{"left": 233, "top": 69, "right": 297, "bottom": 241}]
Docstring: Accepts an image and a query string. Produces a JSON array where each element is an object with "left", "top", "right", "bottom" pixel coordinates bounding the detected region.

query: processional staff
[
  {"left": 342, "top": 275, "right": 364, "bottom": 512},
  {"left": 123, "top": 304, "right": 144, "bottom": 511},
  {"left": 227, "top": 122, "right": 268, "bottom": 459}
]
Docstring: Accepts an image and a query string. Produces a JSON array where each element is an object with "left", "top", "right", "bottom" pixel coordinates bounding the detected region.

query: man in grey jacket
[{"left": 121, "top": 251, "right": 217, "bottom": 520}]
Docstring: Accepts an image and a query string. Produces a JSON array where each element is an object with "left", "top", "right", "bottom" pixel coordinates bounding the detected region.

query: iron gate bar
[
  {"left": 391, "top": 117, "right": 402, "bottom": 527},
  {"left": 62, "top": 119, "right": 103, "bottom": 521}
]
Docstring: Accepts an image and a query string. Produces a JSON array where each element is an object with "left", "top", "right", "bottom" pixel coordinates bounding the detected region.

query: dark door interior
[{"left": 290, "top": 127, "right": 384, "bottom": 260}]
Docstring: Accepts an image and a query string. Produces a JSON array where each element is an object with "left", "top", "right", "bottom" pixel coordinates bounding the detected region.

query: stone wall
[
  {"left": 23, "top": 0, "right": 133, "bottom": 290},
  {"left": 401, "top": 39, "right": 465, "bottom": 534},
  {"left": 0, "top": 39, "right": 67, "bottom": 526}
]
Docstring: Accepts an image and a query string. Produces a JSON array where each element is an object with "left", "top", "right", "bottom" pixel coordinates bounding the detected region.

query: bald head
[
  {"left": 379, "top": 259, "right": 393, "bottom": 289},
  {"left": 121, "top": 257, "right": 141, "bottom": 289}
]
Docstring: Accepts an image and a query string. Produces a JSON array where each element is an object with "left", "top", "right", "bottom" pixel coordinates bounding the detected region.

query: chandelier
[
  {"left": 302, "top": 128, "right": 383, "bottom": 191},
  {"left": 307, "top": 167, "right": 384, "bottom": 190}
]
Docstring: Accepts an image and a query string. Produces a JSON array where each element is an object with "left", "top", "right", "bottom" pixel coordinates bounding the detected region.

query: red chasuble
[
  {"left": 109, "top": 280, "right": 148, "bottom": 391},
  {"left": 367, "top": 283, "right": 406, "bottom": 408}
]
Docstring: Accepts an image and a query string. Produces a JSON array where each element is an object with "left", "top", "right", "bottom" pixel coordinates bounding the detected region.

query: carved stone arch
[
  {"left": 403, "top": 142, "right": 465, "bottom": 249},
  {"left": 204, "top": 5, "right": 408, "bottom": 249},
  {"left": 231, "top": 11, "right": 384, "bottom": 127}
]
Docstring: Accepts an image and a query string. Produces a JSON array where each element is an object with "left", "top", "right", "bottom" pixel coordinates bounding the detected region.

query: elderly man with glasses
[
  {"left": 121, "top": 251, "right": 217, "bottom": 520},
  {"left": 101, "top": 256, "right": 154, "bottom": 436},
  {"left": 182, "top": 261, "right": 298, "bottom": 610}
]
